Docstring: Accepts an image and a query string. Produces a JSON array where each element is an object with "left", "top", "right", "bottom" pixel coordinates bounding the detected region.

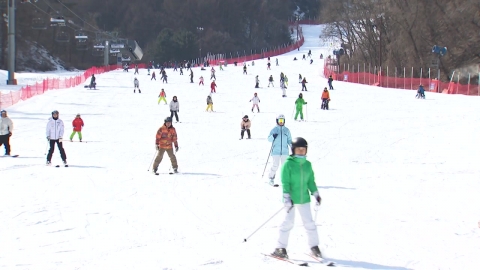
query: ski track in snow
[{"left": 1, "top": 25, "right": 480, "bottom": 270}]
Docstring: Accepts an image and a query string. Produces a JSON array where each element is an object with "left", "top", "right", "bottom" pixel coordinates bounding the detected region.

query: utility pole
[{"left": 6, "top": 0, "right": 16, "bottom": 85}]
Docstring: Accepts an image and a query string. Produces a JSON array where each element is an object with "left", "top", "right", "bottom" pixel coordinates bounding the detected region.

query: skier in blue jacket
[{"left": 267, "top": 114, "right": 292, "bottom": 186}]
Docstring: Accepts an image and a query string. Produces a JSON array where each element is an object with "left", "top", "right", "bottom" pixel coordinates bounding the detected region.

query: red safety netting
[
  {"left": 0, "top": 63, "right": 146, "bottom": 109},
  {"left": 323, "top": 59, "right": 479, "bottom": 96}
]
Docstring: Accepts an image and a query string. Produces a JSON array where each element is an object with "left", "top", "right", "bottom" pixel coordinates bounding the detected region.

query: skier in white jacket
[
  {"left": 169, "top": 96, "right": 180, "bottom": 122},
  {"left": 250, "top": 93, "right": 260, "bottom": 113},
  {"left": 46, "top": 110, "right": 67, "bottom": 166},
  {"left": 0, "top": 109, "right": 13, "bottom": 155}
]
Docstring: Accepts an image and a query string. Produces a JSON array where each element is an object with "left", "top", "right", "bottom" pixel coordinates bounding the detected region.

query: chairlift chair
[
  {"left": 50, "top": 16, "right": 66, "bottom": 27},
  {"left": 92, "top": 44, "right": 105, "bottom": 56},
  {"left": 121, "top": 56, "right": 131, "bottom": 62},
  {"left": 32, "top": 17, "right": 47, "bottom": 30},
  {"left": 55, "top": 31, "right": 70, "bottom": 42}
]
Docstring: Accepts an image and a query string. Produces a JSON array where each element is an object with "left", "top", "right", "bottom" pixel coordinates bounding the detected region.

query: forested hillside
[
  {"left": 319, "top": 0, "right": 480, "bottom": 83},
  {"left": 2, "top": 0, "right": 314, "bottom": 71}
]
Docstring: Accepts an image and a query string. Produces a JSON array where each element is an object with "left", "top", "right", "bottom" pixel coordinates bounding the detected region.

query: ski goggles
[{"left": 277, "top": 118, "right": 285, "bottom": 124}]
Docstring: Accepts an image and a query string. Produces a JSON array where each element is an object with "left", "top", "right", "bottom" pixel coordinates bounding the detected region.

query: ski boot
[
  {"left": 173, "top": 168, "right": 178, "bottom": 173},
  {"left": 269, "top": 178, "right": 275, "bottom": 186},
  {"left": 46, "top": 161, "right": 51, "bottom": 166},
  {"left": 272, "top": 248, "right": 288, "bottom": 259},
  {"left": 310, "top": 246, "right": 322, "bottom": 258}
]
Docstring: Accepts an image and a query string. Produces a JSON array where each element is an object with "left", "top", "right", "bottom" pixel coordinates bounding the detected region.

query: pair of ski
[{"left": 263, "top": 252, "right": 335, "bottom": 267}]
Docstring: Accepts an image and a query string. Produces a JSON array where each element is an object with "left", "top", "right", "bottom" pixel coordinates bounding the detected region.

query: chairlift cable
[{"left": 57, "top": 0, "right": 116, "bottom": 39}]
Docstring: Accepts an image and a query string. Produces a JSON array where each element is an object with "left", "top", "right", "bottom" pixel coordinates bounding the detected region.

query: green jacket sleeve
[
  {"left": 307, "top": 162, "right": 318, "bottom": 194},
  {"left": 281, "top": 162, "right": 292, "bottom": 195}
]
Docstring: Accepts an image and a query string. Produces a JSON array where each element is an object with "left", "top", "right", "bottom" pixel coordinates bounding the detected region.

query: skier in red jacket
[
  {"left": 210, "top": 80, "right": 217, "bottom": 93},
  {"left": 69, "top": 113, "right": 84, "bottom": 142}
]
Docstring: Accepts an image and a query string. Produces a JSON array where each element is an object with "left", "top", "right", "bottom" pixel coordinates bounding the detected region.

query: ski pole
[
  {"left": 243, "top": 206, "right": 285, "bottom": 242},
  {"left": 261, "top": 139, "right": 275, "bottom": 177},
  {"left": 147, "top": 150, "right": 158, "bottom": 171},
  {"left": 291, "top": 106, "right": 295, "bottom": 118},
  {"left": 44, "top": 141, "right": 49, "bottom": 155}
]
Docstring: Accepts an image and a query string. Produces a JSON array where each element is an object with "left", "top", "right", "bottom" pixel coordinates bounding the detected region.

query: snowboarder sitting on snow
[
  {"left": 240, "top": 115, "right": 251, "bottom": 140},
  {"left": 158, "top": 89, "right": 167, "bottom": 105},
  {"left": 272, "top": 137, "right": 322, "bottom": 260},
  {"left": 69, "top": 113, "right": 84, "bottom": 142},
  {"left": 89, "top": 75, "right": 96, "bottom": 89},
  {"left": 250, "top": 92, "right": 260, "bottom": 113},
  {"left": 293, "top": 57, "right": 298, "bottom": 61},
  {"left": 321, "top": 87, "right": 330, "bottom": 110},
  {"left": 206, "top": 94, "right": 214, "bottom": 112},
  {"left": 152, "top": 117, "right": 179, "bottom": 175},
  {"left": 416, "top": 84, "right": 425, "bottom": 99},
  {"left": 294, "top": 93, "right": 307, "bottom": 121}
]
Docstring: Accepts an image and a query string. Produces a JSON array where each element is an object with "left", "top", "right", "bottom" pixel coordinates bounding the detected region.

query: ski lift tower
[{"left": 6, "top": 0, "right": 16, "bottom": 84}]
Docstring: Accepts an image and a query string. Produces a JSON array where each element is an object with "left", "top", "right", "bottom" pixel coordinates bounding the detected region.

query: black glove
[
  {"left": 272, "top": 134, "right": 278, "bottom": 139},
  {"left": 175, "top": 146, "right": 179, "bottom": 152},
  {"left": 305, "top": 102, "right": 308, "bottom": 104},
  {"left": 8, "top": 132, "right": 12, "bottom": 137},
  {"left": 156, "top": 145, "right": 160, "bottom": 151},
  {"left": 313, "top": 191, "right": 322, "bottom": 205}
]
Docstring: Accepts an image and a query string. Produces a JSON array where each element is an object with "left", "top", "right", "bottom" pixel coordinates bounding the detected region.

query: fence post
[
  {"left": 411, "top": 67, "right": 414, "bottom": 90},
  {"left": 420, "top": 68, "right": 423, "bottom": 86},
  {"left": 428, "top": 68, "right": 431, "bottom": 91},
  {"left": 404, "top": 67, "right": 406, "bottom": 89},
  {"left": 456, "top": 74, "right": 460, "bottom": 94},
  {"left": 395, "top": 67, "right": 397, "bottom": 88},
  {"left": 369, "top": 63, "right": 371, "bottom": 85},
  {"left": 467, "top": 73, "right": 471, "bottom": 95},
  {"left": 364, "top": 63, "right": 366, "bottom": 84},
  {"left": 343, "top": 63, "right": 345, "bottom": 73},
  {"left": 386, "top": 66, "right": 389, "bottom": 87},
  {"left": 358, "top": 63, "right": 360, "bottom": 83}
]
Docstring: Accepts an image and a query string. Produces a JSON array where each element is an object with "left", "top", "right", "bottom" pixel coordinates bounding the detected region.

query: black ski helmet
[
  {"left": 299, "top": 93, "right": 303, "bottom": 98},
  {"left": 164, "top": 117, "right": 172, "bottom": 123},
  {"left": 291, "top": 137, "right": 308, "bottom": 155},
  {"left": 52, "top": 110, "right": 59, "bottom": 115}
]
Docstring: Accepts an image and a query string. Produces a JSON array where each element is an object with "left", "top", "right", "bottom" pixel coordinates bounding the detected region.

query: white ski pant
[
  {"left": 277, "top": 203, "right": 319, "bottom": 249},
  {"left": 268, "top": 155, "right": 288, "bottom": 179}
]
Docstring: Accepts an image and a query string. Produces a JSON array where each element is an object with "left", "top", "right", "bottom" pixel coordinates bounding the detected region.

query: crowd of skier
[{"left": 0, "top": 44, "right": 430, "bottom": 264}]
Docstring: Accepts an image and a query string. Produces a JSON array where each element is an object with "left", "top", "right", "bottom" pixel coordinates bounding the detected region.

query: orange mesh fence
[
  {"left": 323, "top": 59, "right": 479, "bottom": 96},
  {"left": 0, "top": 64, "right": 126, "bottom": 109}
]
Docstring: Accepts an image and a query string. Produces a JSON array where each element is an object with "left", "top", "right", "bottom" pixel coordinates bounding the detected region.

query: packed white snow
[{"left": 1, "top": 25, "right": 480, "bottom": 270}]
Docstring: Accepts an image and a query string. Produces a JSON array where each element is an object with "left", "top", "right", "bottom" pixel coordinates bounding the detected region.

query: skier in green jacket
[
  {"left": 294, "top": 93, "right": 307, "bottom": 121},
  {"left": 272, "top": 137, "right": 322, "bottom": 259}
]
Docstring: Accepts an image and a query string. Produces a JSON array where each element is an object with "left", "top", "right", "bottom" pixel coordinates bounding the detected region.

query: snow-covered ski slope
[{"left": 1, "top": 25, "right": 480, "bottom": 270}]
